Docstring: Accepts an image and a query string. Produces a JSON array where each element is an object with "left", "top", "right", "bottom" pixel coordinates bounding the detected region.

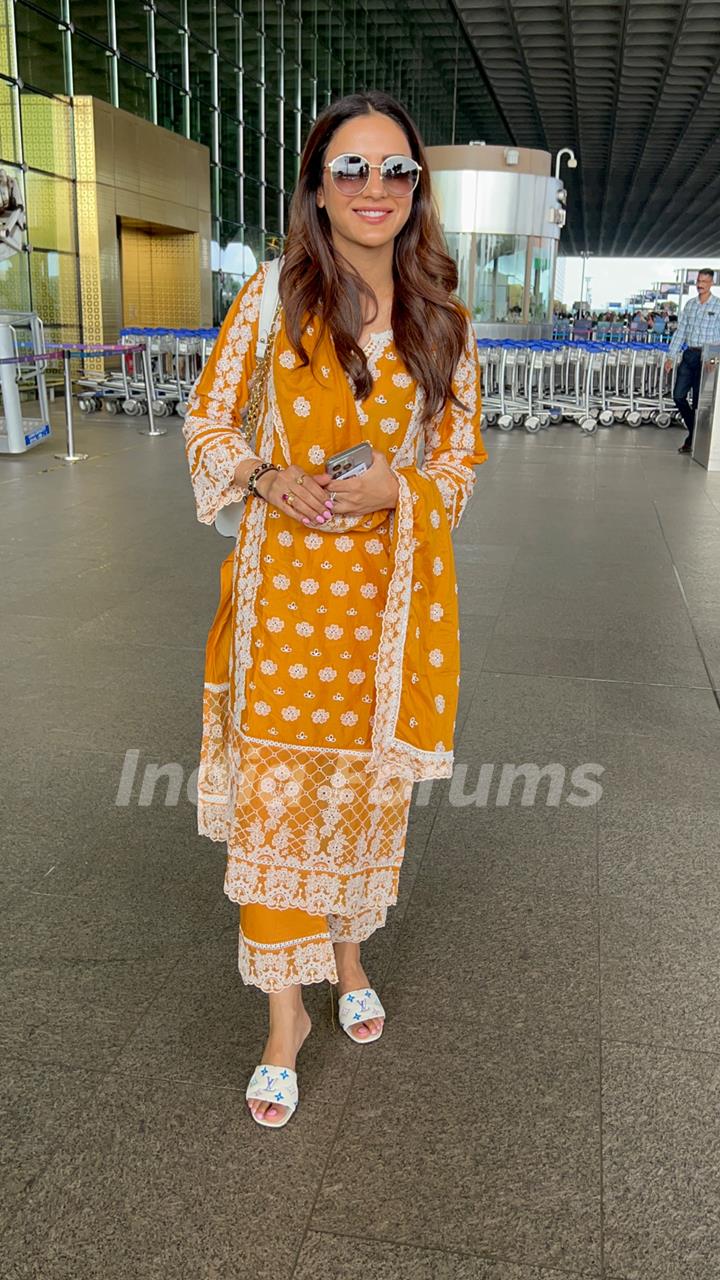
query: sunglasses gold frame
[{"left": 323, "top": 153, "right": 422, "bottom": 197}]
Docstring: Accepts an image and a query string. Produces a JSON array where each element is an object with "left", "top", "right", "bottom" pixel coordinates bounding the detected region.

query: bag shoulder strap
[{"left": 256, "top": 257, "right": 282, "bottom": 360}]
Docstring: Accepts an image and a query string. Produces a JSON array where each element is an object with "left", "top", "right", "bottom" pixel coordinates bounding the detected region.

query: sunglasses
[{"left": 324, "top": 153, "right": 422, "bottom": 198}]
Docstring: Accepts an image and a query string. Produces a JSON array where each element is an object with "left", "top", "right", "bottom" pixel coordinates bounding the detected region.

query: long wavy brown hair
[{"left": 280, "top": 91, "right": 466, "bottom": 419}]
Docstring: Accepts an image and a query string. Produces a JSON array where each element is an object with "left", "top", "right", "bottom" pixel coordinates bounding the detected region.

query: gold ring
[
  {"left": 330, "top": 491, "right": 338, "bottom": 503},
  {"left": 296, "top": 475, "right": 305, "bottom": 487},
  {"left": 286, "top": 492, "right": 296, "bottom": 508}
]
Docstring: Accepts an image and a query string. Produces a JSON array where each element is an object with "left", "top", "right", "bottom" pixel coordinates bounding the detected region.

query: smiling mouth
[{"left": 353, "top": 208, "right": 392, "bottom": 221}]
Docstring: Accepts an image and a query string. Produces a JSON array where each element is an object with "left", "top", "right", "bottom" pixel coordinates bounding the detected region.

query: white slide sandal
[
  {"left": 245, "top": 1063, "right": 299, "bottom": 1128},
  {"left": 337, "top": 988, "right": 386, "bottom": 1044}
]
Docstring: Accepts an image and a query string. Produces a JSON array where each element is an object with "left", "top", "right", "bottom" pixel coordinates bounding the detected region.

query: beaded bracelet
[{"left": 246, "top": 461, "right": 279, "bottom": 499}]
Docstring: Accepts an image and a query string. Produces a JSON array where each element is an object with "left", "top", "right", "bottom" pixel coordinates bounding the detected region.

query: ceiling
[{"left": 450, "top": 0, "right": 720, "bottom": 257}]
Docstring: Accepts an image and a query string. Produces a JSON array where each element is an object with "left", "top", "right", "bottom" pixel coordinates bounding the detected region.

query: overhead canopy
[{"left": 446, "top": 0, "right": 720, "bottom": 257}]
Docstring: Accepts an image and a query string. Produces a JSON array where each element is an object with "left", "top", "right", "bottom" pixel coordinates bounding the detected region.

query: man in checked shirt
[{"left": 665, "top": 269, "right": 720, "bottom": 454}]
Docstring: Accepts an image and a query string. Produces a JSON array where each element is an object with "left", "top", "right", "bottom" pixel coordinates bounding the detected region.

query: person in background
[
  {"left": 665, "top": 268, "right": 720, "bottom": 454},
  {"left": 630, "top": 310, "right": 646, "bottom": 340}
]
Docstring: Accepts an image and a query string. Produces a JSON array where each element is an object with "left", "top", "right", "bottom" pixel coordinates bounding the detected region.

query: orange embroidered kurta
[{"left": 183, "top": 264, "right": 486, "bottom": 967}]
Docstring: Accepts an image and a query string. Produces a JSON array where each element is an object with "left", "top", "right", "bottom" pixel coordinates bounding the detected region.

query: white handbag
[{"left": 214, "top": 257, "right": 282, "bottom": 538}]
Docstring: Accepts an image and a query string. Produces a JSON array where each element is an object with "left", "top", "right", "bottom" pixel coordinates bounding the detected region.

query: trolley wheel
[
  {"left": 539, "top": 413, "right": 551, "bottom": 428},
  {"left": 103, "top": 400, "right": 119, "bottom": 415},
  {"left": 599, "top": 410, "right": 615, "bottom": 427},
  {"left": 152, "top": 400, "right": 168, "bottom": 417},
  {"left": 480, "top": 414, "right": 488, "bottom": 431},
  {"left": 626, "top": 411, "right": 642, "bottom": 427},
  {"left": 123, "top": 399, "right": 139, "bottom": 416},
  {"left": 175, "top": 400, "right": 189, "bottom": 418},
  {"left": 548, "top": 406, "right": 563, "bottom": 421},
  {"left": 524, "top": 416, "right": 541, "bottom": 433},
  {"left": 77, "top": 397, "right": 92, "bottom": 413},
  {"left": 656, "top": 411, "right": 672, "bottom": 428},
  {"left": 512, "top": 413, "right": 524, "bottom": 426},
  {"left": 497, "top": 414, "right": 514, "bottom": 432},
  {"left": 614, "top": 412, "right": 625, "bottom": 423},
  {"left": 580, "top": 418, "right": 598, "bottom": 434}
]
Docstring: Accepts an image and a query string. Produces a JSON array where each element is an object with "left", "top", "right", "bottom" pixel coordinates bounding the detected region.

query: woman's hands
[
  {"left": 256, "top": 464, "right": 335, "bottom": 525},
  {"left": 319, "top": 449, "right": 399, "bottom": 518}
]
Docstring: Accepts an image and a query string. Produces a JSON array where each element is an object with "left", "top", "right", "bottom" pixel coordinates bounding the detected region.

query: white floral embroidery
[
  {"left": 365, "top": 539, "right": 383, "bottom": 555},
  {"left": 294, "top": 397, "right": 311, "bottom": 417},
  {"left": 336, "top": 536, "right": 353, "bottom": 552},
  {"left": 311, "top": 709, "right": 330, "bottom": 724},
  {"left": 435, "top": 741, "right": 446, "bottom": 752},
  {"left": 310, "top": 648, "right": 321, "bottom": 657},
  {"left": 335, "top": 415, "right": 345, "bottom": 428},
  {"left": 380, "top": 417, "right": 400, "bottom": 435},
  {"left": 273, "top": 574, "right": 291, "bottom": 590},
  {"left": 325, "top": 625, "right": 343, "bottom": 639},
  {"left": 321, "top": 365, "right": 330, "bottom": 378},
  {"left": 281, "top": 706, "right": 301, "bottom": 721},
  {"left": 278, "top": 530, "right": 294, "bottom": 547},
  {"left": 255, "top": 701, "right": 271, "bottom": 716},
  {"left": 260, "top": 660, "right": 277, "bottom": 675},
  {"left": 301, "top": 578, "right": 320, "bottom": 594},
  {"left": 433, "top": 557, "right": 444, "bottom": 576},
  {"left": 326, "top": 735, "right": 337, "bottom": 743},
  {"left": 346, "top": 607, "right": 358, "bottom": 616},
  {"left": 435, "top": 694, "right": 446, "bottom": 713},
  {"left": 304, "top": 532, "right": 323, "bottom": 550},
  {"left": 296, "top": 621, "right": 314, "bottom": 636},
  {"left": 348, "top": 669, "right": 365, "bottom": 684},
  {"left": 308, "top": 445, "right": 325, "bottom": 465},
  {"left": 357, "top": 406, "right": 369, "bottom": 425},
  {"left": 341, "top": 711, "right": 359, "bottom": 726},
  {"left": 340, "top": 650, "right": 351, "bottom": 659},
  {"left": 429, "top": 649, "right": 444, "bottom": 667},
  {"left": 409, "top": 717, "right": 417, "bottom": 728},
  {"left": 360, "top": 584, "right": 378, "bottom": 599},
  {"left": 318, "top": 667, "right": 337, "bottom": 682},
  {"left": 429, "top": 509, "right": 441, "bottom": 529},
  {"left": 430, "top": 603, "right": 444, "bottom": 621},
  {"left": 303, "top": 690, "right": 315, "bottom": 699},
  {"left": 288, "top": 602, "right": 298, "bottom": 611},
  {"left": 278, "top": 349, "right": 295, "bottom": 368},
  {"left": 321, "top": 560, "right": 332, "bottom": 569},
  {"left": 375, "top": 395, "right": 387, "bottom": 405},
  {"left": 354, "top": 626, "right": 372, "bottom": 641},
  {"left": 392, "top": 371, "right": 412, "bottom": 388},
  {"left": 332, "top": 692, "right": 344, "bottom": 702},
  {"left": 292, "top": 559, "right": 302, "bottom": 568},
  {"left": 289, "top": 664, "right": 308, "bottom": 679},
  {"left": 351, "top": 563, "right": 363, "bottom": 573},
  {"left": 274, "top": 686, "right": 286, "bottom": 695},
  {"left": 266, "top": 617, "right": 284, "bottom": 633}
]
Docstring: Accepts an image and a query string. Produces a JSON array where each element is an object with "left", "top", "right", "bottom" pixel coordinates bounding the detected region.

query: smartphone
[{"left": 325, "top": 440, "right": 373, "bottom": 480}]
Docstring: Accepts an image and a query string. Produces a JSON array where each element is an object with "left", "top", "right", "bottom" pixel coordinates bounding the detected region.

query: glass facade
[
  {"left": 1, "top": 0, "right": 508, "bottom": 329},
  {"left": 444, "top": 232, "right": 558, "bottom": 325}
]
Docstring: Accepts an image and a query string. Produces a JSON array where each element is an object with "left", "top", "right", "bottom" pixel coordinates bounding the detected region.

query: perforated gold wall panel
[
  {"left": 0, "top": 0, "right": 16, "bottom": 79},
  {"left": 120, "top": 225, "right": 200, "bottom": 327},
  {"left": 22, "top": 95, "right": 74, "bottom": 179},
  {"left": 73, "top": 96, "right": 104, "bottom": 366}
]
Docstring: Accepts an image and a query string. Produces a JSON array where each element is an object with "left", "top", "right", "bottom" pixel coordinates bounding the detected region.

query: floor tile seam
[
  {"left": 479, "top": 669, "right": 713, "bottom": 692},
  {"left": 599, "top": 1035, "right": 720, "bottom": 1063},
  {"left": 306, "top": 1223, "right": 600, "bottom": 1279},
  {"left": 0, "top": 1041, "right": 114, "bottom": 1246},
  {"left": 650, "top": 499, "right": 720, "bottom": 711}
]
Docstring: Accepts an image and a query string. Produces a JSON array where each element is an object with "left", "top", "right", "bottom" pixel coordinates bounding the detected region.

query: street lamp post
[{"left": 579, "top": 251, "right": 593, "bottom": 311}]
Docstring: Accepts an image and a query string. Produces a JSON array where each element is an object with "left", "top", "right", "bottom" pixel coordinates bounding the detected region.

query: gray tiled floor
[{"left": 2, "top": 409, "right": 720, "bottom": 1279}]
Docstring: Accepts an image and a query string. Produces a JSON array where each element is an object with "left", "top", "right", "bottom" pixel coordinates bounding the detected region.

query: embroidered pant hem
[{"left": 238, "top": 902, "right": 388, "bottom": 992}]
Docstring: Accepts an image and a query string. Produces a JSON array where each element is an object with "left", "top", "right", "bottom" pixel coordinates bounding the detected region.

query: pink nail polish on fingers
[{"left": 302, "top": 517, "right": 310, "bottom": 525}]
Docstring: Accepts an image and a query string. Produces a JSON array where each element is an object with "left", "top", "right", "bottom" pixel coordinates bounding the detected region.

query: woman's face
[{"left": 317, "top": 112, "right": 415, "bottom": 257}]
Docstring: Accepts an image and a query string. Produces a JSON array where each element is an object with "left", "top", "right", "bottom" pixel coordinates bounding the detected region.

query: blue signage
[{"left": 24, "top": 423, "right": 51, "bottom": 446}]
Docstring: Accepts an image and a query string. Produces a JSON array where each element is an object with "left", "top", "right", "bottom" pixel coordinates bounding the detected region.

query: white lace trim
[
  {"left": 237, "top": 907, "right": 389, "bottom": 990},
  {"left": 183, "top": 267, "right": 267, "bottom": 524}
]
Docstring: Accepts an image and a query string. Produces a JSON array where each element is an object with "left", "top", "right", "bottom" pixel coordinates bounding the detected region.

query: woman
[{"left": 183, "top": 90, "right": 486, "bottom": 1128}]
